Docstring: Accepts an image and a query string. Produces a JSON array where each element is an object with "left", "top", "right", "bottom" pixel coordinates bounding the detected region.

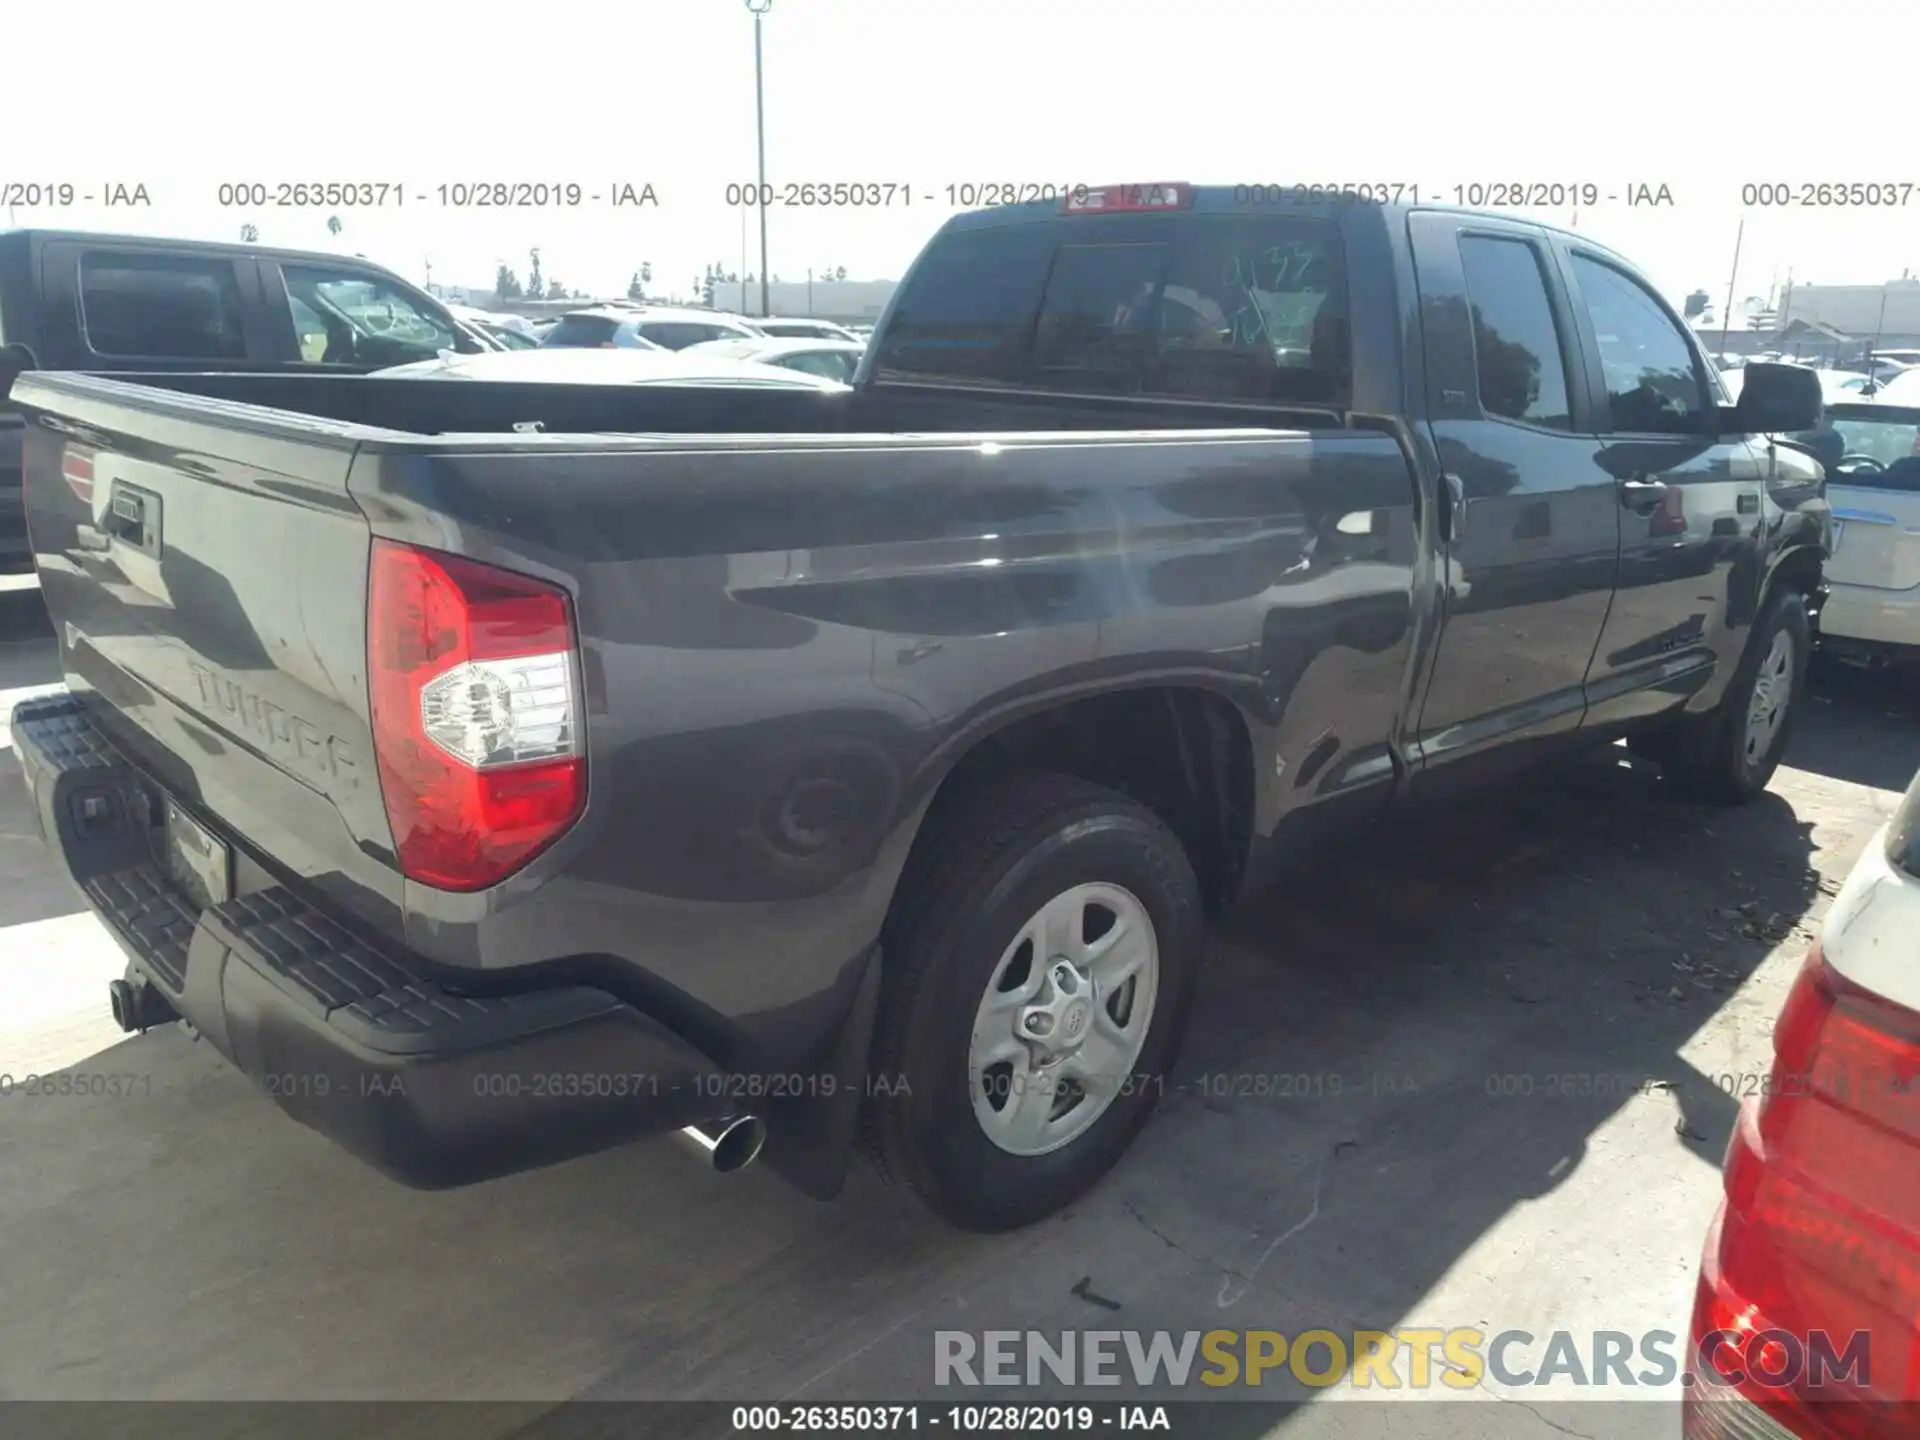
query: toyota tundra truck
[{"left": 7, "top": 184, "right": 1829, "bottom": 1232}]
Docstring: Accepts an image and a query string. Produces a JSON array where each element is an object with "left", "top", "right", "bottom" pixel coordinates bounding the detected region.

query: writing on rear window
[
  {"left": 79, "top": 252, "right": 247, "bottom": 361},
  {"left": 876, "top": 214, "right": 1349, "bottom": 405}
]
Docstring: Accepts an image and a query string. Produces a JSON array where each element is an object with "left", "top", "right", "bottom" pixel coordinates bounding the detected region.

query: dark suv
[{"left": 0, "top": 228, "right": 487, "bottom": 575}]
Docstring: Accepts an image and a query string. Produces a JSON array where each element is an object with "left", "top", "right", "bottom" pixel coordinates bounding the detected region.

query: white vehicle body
[
  {"left": 1803, "top": 400, "right": 1920, "bottom": 651},
  {"left": 680, "top": 336, "right": 866, "bottom": 383},
  {"left": 372, "top": 346, "right": 851, "bottom": 390}
]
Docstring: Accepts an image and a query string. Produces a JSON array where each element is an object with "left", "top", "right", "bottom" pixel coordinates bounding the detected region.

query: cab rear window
[{"left": 875, "top": 213, "right": 1349, "bottom": 406}]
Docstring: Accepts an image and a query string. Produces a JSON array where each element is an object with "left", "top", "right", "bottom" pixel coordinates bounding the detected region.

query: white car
[
  {"left": 1874, "top": 367, "right": 1920, "bottom": 405},
  {"left": 1862, "top": 356, "right": 1916, "bottom": 385},
  {"left": 1821, "top": 370, "right": 1884, "bottom": 403},
  {"left": 680, "top": 336, "right": 866, "bottom": 384},
  {"left": 371, "top": 346, "right": 851, "bottom": 390},
  {"left": 749, "top": 317, "right": 861, "bottom": 342},
  {"left": 1685, "top": 762, "right": 1920, "bottom": 1432},
  {"left": 1793, "top": 397, "right": 1920, "bottom": 656},
  {"left": 614, "top": 306, "right": 769, "bottom": 350}
]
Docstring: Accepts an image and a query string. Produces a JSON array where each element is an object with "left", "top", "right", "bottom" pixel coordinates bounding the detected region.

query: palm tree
[{"left": 326, "top": 215, "right": 343, "bottom": 239}]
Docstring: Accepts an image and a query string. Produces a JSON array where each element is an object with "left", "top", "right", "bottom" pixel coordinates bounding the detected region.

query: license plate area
[{"left": 164, "top": 798, "right": 232, "bottom": 911}]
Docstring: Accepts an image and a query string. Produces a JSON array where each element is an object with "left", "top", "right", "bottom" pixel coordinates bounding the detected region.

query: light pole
[{"left": 747, "top": 0, "right": 772, "bottom": 318}]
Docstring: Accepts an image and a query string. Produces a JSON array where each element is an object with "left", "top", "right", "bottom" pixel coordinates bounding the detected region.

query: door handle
[
  {"left": 1442, "top": 472, "right": 1467, "bottom": 542},
  {"left": 1620, "top": 476, "right": 1668, "bottom": 513}
]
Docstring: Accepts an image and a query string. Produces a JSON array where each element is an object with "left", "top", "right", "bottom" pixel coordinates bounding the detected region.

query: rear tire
[
  {"left": 862, "top": 773, "right": 1202, "bottom": 1232},
  {"left": 1640, "top": 588, "right": 1810, "bottom": 805}
]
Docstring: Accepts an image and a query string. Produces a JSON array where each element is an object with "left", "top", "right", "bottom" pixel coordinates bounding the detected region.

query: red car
[{"left": 1687, "top": 767, "right": 1920, "bottom": 1436}]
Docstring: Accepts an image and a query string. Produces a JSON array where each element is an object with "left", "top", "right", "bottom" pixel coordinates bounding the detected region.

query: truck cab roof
[{"left": 0, "top": 227, "right": 409, "bottom": 271}]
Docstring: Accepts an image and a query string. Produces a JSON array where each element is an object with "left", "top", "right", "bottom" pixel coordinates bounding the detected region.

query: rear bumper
[
  {"left": 9, "top": 692, "right": 730, "bottom": 1188},
  {"left": 0, "top": 482, "right": 29, "bottom": 575},
  {"left": 1819, "top": 581, "right": 1920, "bottom": 649},
  {"left": 1, "top": 417, "right": 28, "bottom": 575}
]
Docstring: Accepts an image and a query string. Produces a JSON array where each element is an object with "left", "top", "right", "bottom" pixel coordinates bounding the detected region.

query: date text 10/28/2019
[
  {"left": 211, "top": 182, "right": 660, "bottom": 208},
  {"left": 730, "top": 1404, "right": 1171, "bottom": 1432}
]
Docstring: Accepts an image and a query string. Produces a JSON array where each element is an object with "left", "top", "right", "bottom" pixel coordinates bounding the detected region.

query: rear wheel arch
[
  {"left": 1764, "top": 543, "right": 1826, "bottom": 612},
  {"left": 892, "top": 681, "right": 1261, "bottom": 923}
]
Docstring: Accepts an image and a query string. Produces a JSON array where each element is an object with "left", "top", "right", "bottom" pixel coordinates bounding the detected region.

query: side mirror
[{"left": 1727, "top": 361, "right": 1823, "bottom": 434}]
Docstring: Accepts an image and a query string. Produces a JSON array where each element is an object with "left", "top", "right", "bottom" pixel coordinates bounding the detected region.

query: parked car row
[{"left": 0, "top": 226, "right": 875, "bottom": 579}]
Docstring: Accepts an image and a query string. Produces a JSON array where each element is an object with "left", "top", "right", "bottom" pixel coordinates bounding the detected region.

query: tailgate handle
[{"left": 105, "top": 482, "right": 163, "bottom": 558}]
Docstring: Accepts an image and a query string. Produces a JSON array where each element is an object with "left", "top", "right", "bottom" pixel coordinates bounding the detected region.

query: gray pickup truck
[{"left": 8, "top": 184, "right": 1829, "bottom": 1232}]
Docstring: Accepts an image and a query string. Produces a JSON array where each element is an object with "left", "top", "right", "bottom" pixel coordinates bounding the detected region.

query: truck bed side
[{"left": 15, "top": 373, "right": 1424, "bottom": 1069}]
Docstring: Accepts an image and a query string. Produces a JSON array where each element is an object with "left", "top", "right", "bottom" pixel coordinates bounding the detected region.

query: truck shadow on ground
[
  {"left": 0, "top": 699, "right": 1878, "bottom": 1437},
  {"left": 1794, "top": 653, "right": 1920, "bottom": 793},
  {"left": 0, "top": 598, "right": 81, "bottom": 927},
  {"left": 0, "top": 587, "right": 53, "bottom": 646}
]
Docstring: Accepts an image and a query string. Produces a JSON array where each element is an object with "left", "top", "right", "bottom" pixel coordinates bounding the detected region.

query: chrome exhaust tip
[{"left": 675, "top": 1115, "right": 767, "bottom": 1174}]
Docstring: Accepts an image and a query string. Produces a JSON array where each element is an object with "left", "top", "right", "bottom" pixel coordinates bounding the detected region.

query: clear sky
[{"left": 8, "top": 0, "right": 1917, "bottom": 308}]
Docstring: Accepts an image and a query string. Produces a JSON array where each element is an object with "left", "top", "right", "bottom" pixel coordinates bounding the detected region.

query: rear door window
[
  {"left": 78, "top": 252, "right": 249, "bottom": 361},
  {"left": 542, "top": 314, "right": 623, "bottom": 347},
  {"left": 1456, "top": 235, "right": 1574, "bottom": 430},
  {"left": 638, "top": 322, "right": 740, "bottom": 349},
  {"left": 876, "top": 214, "right": 1349, "bottom": 404}
]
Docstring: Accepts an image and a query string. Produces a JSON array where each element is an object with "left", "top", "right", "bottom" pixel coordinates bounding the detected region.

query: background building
[
  {"left": 430, "top": 278, "right": 899, "bottom": 325},
  {"left": 1778, "top": 275, "right": 1920, "bottom": 339},
  {"left": 704, "top": 279, "right": 898, "bottom": 323},
  {"left": 1689, "top": 274, "right": 1920, "bottom": 362}
]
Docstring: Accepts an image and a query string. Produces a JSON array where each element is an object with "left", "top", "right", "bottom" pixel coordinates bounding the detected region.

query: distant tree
[
  {"left": 326, "top": 215, "right": 343, "bottom": 238},
  {"left": 833, "top": 266, "right": 847, "bottom": 282},
  {"left": 1683, "top": 289, "right": 1711, "bottom": 319},
  {"left": 724, "top": 269, "right": 738, "bottom": 283},
  {"left": 546, "top": 277, "right": 568, "bottom": 299},
  {"left": 239, "top": 224, "right": 259, "bottom": 243},
  {"left": 640, "top": 261, "right": 652, "bottom": 285},
  {"left": 628, "top": 271, "right": 645, "bottom": 300},
  {"left": 527, "top": 248, "right": 544, "bottom": 301},
  {"left": 495, "top": 264, "right": 523, "bottom": 299}
]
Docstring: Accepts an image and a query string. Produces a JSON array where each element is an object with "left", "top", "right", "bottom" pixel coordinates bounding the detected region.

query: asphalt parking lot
[{"left": 3, "top": 580, "right": 1916, "bottom": 1440}]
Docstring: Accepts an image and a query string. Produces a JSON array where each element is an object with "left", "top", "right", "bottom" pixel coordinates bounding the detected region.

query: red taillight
[
  {"left": 62, "top": 444, "right": 95, "bottom": 505},
  {"left": 1687, "top": 943, "right": 1920, "bottom": 1436},
  {"left": 367, "top": 540, "right": 585, "bottom": 891},
  {"left": 1063, "top": 182, "right": 1193, "bottom": 214}
]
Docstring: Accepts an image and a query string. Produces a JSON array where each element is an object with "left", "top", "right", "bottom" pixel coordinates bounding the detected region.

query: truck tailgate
[
  {"left": 12, "top": 372, "right": 404, "bottom": 932},
  {"left": 0, "top": 405, "right": 25, "bottom": 574}
]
